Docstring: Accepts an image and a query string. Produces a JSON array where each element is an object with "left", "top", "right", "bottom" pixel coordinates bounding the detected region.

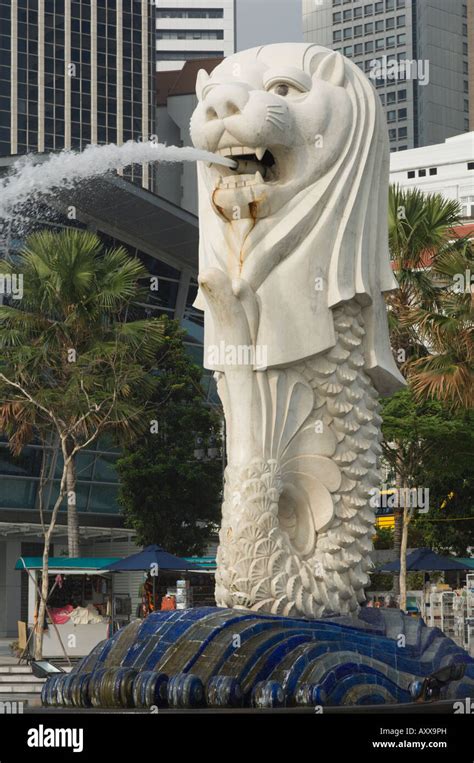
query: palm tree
[
  {"left": 0, "top": 228, "right": 164, "bottom": 556},
  {"left": 387, "top": 184, "right": 463, "bottom": 362},
  {"left": 405, "top": 237, "right": 474, "bottom": 411},
  {"left": 386, "top": 186, "right": 467, "bottom": 595}
]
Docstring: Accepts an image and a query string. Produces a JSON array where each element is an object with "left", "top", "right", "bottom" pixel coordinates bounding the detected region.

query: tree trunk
[
  {"left": 34, "top": 536, "right": 51, "bottom": 660},
  {"left": 66, "top": 456, "right": 79, "bottom": 557},
  {"left": 399, "top": 505, "right": 410, "bottom": 612},
  {"left": 392, "top": 507, "right": 403, "bottom": 596}
]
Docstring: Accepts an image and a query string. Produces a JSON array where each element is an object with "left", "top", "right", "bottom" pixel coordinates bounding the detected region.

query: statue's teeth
[
  {"left": 255, "top": 171, "right": 264, "bottom": 184},
  {"left": 256, "top": 147, "right": 265, "bottom": 161}
]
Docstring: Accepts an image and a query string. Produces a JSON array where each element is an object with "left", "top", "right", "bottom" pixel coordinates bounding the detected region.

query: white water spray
[{"left": 0, "top": 140, "right": 235, "bottom": 220}]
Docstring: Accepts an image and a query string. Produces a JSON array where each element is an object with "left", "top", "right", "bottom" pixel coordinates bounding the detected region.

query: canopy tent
[
  {"left": 15, "top": 557, "right": 120, "bottom": 571},
  {"left": 184, "top": 555, "right": 216, "bottom": 571},
  {"left": 457, "top": 558, "right": 474, "bottom": 570},
  {"left": 378, "top": 547, "right": 471, "bottom": 573}
]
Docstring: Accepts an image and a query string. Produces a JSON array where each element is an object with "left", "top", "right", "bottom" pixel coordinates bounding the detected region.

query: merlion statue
[
  {"left": 190, "top": 43, "right": 405, "bottom": 619},
  {"left": 40, "top": 43, "right": 474, "bottom": 715}
]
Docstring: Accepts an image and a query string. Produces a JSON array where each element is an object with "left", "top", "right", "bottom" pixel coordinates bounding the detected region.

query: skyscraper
[
  {"left": 155, "top": 0, "right": 235, "bottom": 71},
  {"left": 302, "top": 0, "right": 469, "bottom": 151},
  {"left": 0, "top": 0, "right": 156, "bottom": 188}
]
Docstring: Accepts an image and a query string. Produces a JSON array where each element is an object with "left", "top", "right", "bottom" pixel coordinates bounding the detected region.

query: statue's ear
[
  {"left": 309, "top": 50, "right": 345, "bottom": 87},
  {"left": 196, "top": 68, "right": 210, "bottom": 101}
]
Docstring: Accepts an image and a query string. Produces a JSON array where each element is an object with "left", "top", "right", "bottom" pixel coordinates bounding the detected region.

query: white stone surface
[{"left": 191, "top": 43, "right": 405, "bottom": 618}]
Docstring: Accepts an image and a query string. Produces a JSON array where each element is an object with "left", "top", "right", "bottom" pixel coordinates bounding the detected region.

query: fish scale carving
[{"left": 215, "top": 301, "right": 382, "bottom": 618}]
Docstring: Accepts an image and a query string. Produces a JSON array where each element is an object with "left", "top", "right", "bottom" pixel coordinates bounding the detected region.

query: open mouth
[{"left": 211, "top": 146, "right": 278, "bottom": 189}]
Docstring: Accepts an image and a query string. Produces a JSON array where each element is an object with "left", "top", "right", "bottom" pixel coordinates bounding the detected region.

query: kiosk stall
[{"left": 15, "top": 556, "right": 122, "bottom": 658}]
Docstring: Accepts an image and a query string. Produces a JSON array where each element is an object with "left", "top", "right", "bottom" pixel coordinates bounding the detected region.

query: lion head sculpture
[{"left": 190, "top": 43, "right": 404, "bottom": 394}]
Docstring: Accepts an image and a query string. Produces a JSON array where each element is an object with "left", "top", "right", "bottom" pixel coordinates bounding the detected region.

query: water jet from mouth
[{"left": 0, "top": 140, "right": 237, "bottom": 221}]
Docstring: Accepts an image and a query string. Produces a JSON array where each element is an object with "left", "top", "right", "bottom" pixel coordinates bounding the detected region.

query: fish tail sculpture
[{"left": 190, "top": 43, "right": 406, "bottom": 619}]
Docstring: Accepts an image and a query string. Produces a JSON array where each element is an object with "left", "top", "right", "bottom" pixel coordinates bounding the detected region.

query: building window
[
  {"left": 388, "top": 128, "right": 397, "bottom": 140},
  {"left": 398, "top": 108, "right": 407, "bottom": 119},
  {"left": 429, "top": 168, "right": 437, "bottom": 176},
  {"left": 364, "top": 4, "right": 373, "bottom": 16},
  {"left": 397, "top": 33, "right": 406, "bottom": 44},
  {"left": 365, "top": 40, "right": 374, "bottom": 52},
  {"left": 396, "top": 14, "right": 405, "bottom": 27},
  {"left": 343, "top": 9, "right": 352, "bottom": 20},
  {"left": 386, "top": 17, "right": 395, "bottom": 29},
  {"left": 376, "top": 38, "right": 384, "bottom": 50},
  {"left": 333, "top": 29, "right": 342, "bottom": 42},
  {"left": 463, "top": 42, "right": 468, "bottom": 55},
  {"left": 398, "top": 127, "right": 407, "bottom": 138},
  {"left": 365, "top": 22, "right": 373, "bottom": 33},
  {"left": 407, "top": 170, "right": 415, "bottom": 178},
  {"left": 156, "top": 9, "right": 224, "bottom": 19},
  {"left": 344, "top": 45, "right": 353, "bottom": 55},
  {"left": 386, "top": 35, "right": 395, "bottom": 47},
  {"left": 354, "top": 24, "right": 363, "bottom": 36},
  {"left": 354, "top": 42, "right": 363, "bottom": 54},
  {"left": 333, "top": 11, "right": 342, "bottom": 22},
  {"left": 387, "top": 91, "right": 396, "bottom": 103},
  {"left": 467, "top": 162, "right": 474, "bottom": 170},
  {"left": 418, "top": 168, "right": 426, "bottom": 177},
  {"left": 156, "top": 30, "right": 224, "bottom": 40},
  {"left": 464, "top": 100, "right": 469, "bottom": 113},
  {"left": 343, "top": 27, "right": 352, "bottom": 39},
  {"left": 354, "top": 7, "right": 363, "bottom": 18},
  {"left": 387, "top": 110, "right": 396, "bottom": 122},
  {"left": 156, "top": 51, "right": 224, "bottom": 60},
  {"left": 398, "top": 89, "right": 407, "bottom": 101},
  {"left": 463, "top": 61, "right": 468, "bottom": 75},
  {"left": 379, "top": 93, "right": 385, "bottom": 104},
  {"left": 396, "top": 0, "right": 405, "bottom": 7},
  {"left": 375, "top": 1, "right": 383, "bottom": 13}
]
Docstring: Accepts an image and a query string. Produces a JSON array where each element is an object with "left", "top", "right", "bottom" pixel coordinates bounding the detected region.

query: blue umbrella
[
  {"left": 103, "top": 545, "right": 201, "bottom": 572},
  {"left": 378, "top": 547, "right": 470, "bottom": 572},
  {"left": 103, "top": 545, "right": 201, "bottom": 620}
]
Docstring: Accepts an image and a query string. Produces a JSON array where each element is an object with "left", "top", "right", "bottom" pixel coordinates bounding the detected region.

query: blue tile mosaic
[{"left": 43, "top": 606, "right": 474, "bottom": 709}]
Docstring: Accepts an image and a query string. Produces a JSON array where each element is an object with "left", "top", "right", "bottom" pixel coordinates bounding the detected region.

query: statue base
[{"left": 43, "top": 606, "right": 474, "bottom": 709}]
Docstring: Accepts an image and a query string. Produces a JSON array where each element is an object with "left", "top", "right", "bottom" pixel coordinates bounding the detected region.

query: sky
[{"left": 236, "top": 0, "right": 303, "bottom": 51}]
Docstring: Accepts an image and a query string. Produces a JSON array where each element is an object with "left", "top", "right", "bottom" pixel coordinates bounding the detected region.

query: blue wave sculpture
[{"left": 43, "top": 606, "right": 474, "bottom": 709}]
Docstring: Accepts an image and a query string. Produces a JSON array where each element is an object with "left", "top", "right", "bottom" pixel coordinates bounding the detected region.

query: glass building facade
[
  {"left": 0, "top": 0, "right": 156, "bottom": 188},
  {"left": 0, "top": 1, "right": 212, "bottom": 520}
]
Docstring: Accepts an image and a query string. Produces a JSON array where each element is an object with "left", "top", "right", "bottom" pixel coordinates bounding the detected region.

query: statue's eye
[
  {"left": 275, "top": 83, "right": 289, "bottom": 97},
  {"left": 267, "top": 81, "right": 304, "bottom": 98}
]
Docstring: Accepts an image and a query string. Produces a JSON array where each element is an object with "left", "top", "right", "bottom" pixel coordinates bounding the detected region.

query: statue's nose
[{"left": 204, "top": 84, "right": 249, "bottom": 122}]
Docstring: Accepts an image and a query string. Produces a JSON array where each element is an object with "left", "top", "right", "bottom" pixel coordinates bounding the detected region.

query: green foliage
[
  {"left": 0, "top": 229, "right": 165, "bottom": 452},
  {"left": 380, "top": 388, "right": 473, "bottom": 556},
  {"left": 387, "top": 185, "right": 473, "bottom": 410},
  {"left": 373, "top": 526, "right": 394, "bottom": 550},
  {"left": 116, "top": 319, "right": 222, "bottom": 556},
  {"left": 367, "top": 574, "right": 393, "bottom": 592}
]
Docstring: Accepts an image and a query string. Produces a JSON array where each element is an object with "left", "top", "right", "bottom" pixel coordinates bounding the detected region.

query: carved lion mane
[{"left": 191, "top": 43, "right": 404, "bottom": 395}]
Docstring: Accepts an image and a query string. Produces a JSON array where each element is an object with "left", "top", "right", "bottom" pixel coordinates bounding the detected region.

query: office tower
[
  {"left": 0, "top": 0, "right": 156, "bottom": 188},
  {"left": 155, "top": 0, "right": 235, "bottom": 71},
  {"left": 302, "top": 0, "right": 469, "bottom": 151},
  {"left": 468, "top": 0, "right": 474, "bottom": 130}
]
